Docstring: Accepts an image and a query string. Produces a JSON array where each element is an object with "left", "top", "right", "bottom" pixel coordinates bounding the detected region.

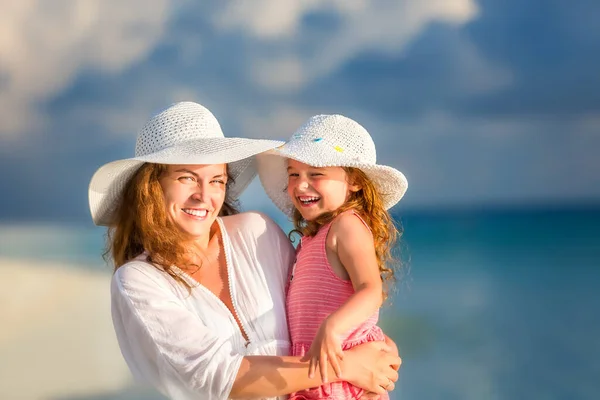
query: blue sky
[{"left": 1, "top": 0, "right": 599, "bottom": 224}]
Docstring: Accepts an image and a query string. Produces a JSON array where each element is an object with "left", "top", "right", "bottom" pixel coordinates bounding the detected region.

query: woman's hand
[
  {"left": 341, "top": 340, "right": 401, "bottom": 395},
  {"left": 303, "top": 318, "right": 344, "bottom": 383},
  {"left": 384, "top": 334, "right": 399, "bottom": 359}
]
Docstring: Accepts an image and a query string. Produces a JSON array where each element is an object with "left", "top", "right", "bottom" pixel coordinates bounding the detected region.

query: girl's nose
[{"left": 296, "top": 179, "right": 309, "bottom": 190}]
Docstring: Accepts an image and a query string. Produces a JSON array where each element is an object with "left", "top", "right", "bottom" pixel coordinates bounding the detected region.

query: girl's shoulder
[
  {"left": 331, "top": 209, "right": 371, "bottom": 231},
  {"left": 328, "top": 210, "right": 373, "bottom": 244}
]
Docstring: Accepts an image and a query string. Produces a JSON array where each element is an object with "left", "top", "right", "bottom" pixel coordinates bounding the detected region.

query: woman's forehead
[{"left": 166, "top": 163, "right": 227, "bottom": 174}]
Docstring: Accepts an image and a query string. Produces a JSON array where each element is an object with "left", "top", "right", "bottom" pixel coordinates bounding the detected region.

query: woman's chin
[{"left": 178, "top": 220, "right": 215, "bottom": 238}]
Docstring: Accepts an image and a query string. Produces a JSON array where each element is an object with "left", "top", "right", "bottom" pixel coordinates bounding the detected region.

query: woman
[{"left": 88, "top": 102, "right": 401, "bottom": 400}]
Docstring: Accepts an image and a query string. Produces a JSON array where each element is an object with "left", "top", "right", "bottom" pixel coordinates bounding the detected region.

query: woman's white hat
[
  {"left": 89, "top": 101, "right": 283, "bottom": 226},
  {"left": 257, "top": 114, "right": 408, "bottom": 217}
]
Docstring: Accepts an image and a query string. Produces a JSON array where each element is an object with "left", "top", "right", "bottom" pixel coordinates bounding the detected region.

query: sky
[{"left": 1, "top": 0, "right": 599, "bottom": 225}]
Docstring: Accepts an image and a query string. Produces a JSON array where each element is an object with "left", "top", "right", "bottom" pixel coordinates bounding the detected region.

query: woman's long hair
[
  {"left": 104, "top": 163, "right": 239, "bottom": 288},
  {"left": 290, "top": 167, "right": 402, "bottom": 300}
]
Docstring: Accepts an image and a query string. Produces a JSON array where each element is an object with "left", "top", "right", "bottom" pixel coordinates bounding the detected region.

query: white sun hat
[
  {"left": 256, "top": 114, "right": 408, "bottom": 217},
  {"left": 89, "top": 101, "right": 284, "bottom": 226}
]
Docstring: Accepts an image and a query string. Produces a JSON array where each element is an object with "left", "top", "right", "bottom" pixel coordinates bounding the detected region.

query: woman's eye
[
  {"left": 178, "top": 176, "right": 196, "bottom": 183},
  {"left": 211, "top": 179, "right": 226, "bottom": 185}
]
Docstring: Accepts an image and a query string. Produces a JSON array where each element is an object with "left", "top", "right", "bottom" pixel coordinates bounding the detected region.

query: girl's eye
[
  {"left": 310, "top": 172, "right": 323, "bottom": 177},
  {"left": 288, "top": 173, "right": 299, "bottom": 178}
]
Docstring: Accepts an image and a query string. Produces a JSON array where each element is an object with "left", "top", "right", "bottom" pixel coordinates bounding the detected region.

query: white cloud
[
  {"left": 450, "top": 38, "right": 514, "bottom": 96},
  {"left": 238, "top": 104, "right": 313, "bottom": 140},
  {"left": 214, "top": 0, "right": 479, "bottom": 93},
  {"left": 0, "top": 0, "right": 170, "bottom": 139},
  {"left": 215, "top": 0, "right": 323, "bottom": 39},
  {"left": 251, "top": 56, "right": 307, "bottom": 91},
  {"left": 0, "top": 0, "right": 484, "bottom": 139}
]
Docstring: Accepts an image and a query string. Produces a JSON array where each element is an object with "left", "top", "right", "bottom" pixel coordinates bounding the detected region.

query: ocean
[
  {"left": 1, "top": 207, "right": 598, "bottom": 399},
  {"left": 382, "top": 207, "right": 600, "bottom": 399}
]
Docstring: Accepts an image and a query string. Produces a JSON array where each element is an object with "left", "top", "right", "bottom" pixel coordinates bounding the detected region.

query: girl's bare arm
[{"left": 325, "top": 213, "right": 384, "bottom": 337}]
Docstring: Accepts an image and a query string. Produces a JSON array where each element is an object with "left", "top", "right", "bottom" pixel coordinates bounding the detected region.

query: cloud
[
  {"left": 291, "top": 23, "right": 514, "bottom": 119},
  {"left": 214, "top": 0, "right": 365, "bottom": 39},
  {"left": 463, "top": 0, "right": 600, "bottom": 117},
  {"left": 0, "top": 0, "right": 170, "bottom": 139},
  {"left": 213, "top": 0, "right": 478, "bottom": 92},
  {"left": 1, "top": 0, "right": 599, "bottom": 224},
  {"left": 360, "top": 111, "right": 600, "bottom": 207},
  {"left": 236, "top": 104, "right": 315, "bottom": 140},
  {"left": 251, "top": 56, "right": 307, "bottom": 92}
]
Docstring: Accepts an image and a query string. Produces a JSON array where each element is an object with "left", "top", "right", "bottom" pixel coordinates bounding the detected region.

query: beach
[{"left": 0, "top": 258, "right": 134, "bottom": 399}]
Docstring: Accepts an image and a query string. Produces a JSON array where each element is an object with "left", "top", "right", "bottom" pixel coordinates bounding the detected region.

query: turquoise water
[
  {"left": 3, "top": 208, "right": 598, "bottom": 399},
  {"left": 382, "top": 208, "right": 600, "bottom": 399}
]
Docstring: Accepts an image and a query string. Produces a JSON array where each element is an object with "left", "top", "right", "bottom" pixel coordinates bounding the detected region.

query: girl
[{"left": 257, "top": 114, "right": 408, "bottom": 399}]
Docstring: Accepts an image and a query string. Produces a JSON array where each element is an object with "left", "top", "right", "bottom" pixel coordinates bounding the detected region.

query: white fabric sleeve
[
  {"left": 262, "top": 214, "right": 296, "bottom": 281},
  {"left": 111, "top": 264, "right": 244, "bottom": 400}
]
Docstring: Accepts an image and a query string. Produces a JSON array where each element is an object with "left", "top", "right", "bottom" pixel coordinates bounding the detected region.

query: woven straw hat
[
  {"left": 89, "top": 101, "right": 283, "bottom": 226},
  {"left": 257, "top": 114, "right": 408, "bottom": 217}
]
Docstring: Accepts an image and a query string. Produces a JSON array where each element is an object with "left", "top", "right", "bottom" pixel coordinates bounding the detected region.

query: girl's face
[
  {"left": 286, "top": 159, "right": 359, "bottom": 221},
  {"left": 159, "top": 163, "right": 228, "bottom": 240}
]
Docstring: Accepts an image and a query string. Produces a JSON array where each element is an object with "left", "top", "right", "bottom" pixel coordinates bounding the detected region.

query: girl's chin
[{"left": 299, "top": 211, "right": 323, "bottom": 221}]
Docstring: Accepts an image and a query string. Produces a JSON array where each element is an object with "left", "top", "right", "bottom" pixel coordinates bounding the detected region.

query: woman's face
[{"left": 159, "top": 163, "right": 228, "bottom": 240}]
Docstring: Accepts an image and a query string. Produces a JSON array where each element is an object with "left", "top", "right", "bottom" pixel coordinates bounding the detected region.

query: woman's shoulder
[
  {"left": 221, "top": 211, "right": 284, "bottom": 237},
  {"left": 112, "top": 257, "right": 170, "bottom": 292},
  {"left": 221, "top": 211, "right": 294, "bottom": 260}
]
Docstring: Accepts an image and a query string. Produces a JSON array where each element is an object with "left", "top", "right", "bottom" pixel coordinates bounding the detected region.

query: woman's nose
[{"left": 191, "top": 184, "right": 207, "bottom": 202}]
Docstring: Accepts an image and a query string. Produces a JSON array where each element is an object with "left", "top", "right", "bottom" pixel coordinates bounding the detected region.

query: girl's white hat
[
  {"left": 257, "top": 114, "right": 408, "bottom": 217},
  {"left": 89, "top": 101, "right": 283, "bottom": 226}
]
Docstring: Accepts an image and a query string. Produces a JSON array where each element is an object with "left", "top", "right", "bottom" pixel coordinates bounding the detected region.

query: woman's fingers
[
  {"left": 341, "top": 341, "right": 402, "bottom": 393},
  {"left": 369, "top": 339, "right": 393, "bottom": 353},
  {"left": 377, "top": 369, "right": 396, "bottom": 393},
  {"left": 385, "top": 363, "right": 399, "bottom": 383},
  {"left": 381, "top": 351, "right": 401, "bottom": 376},
  {"left": 379, "top": 378, "right": 395, "bottom": 392},
  {"left": 370, "top": 384, "right": 386, "bottom": 395},
  {"left": 383, "top": 334, "right": 399, "bottom": 356},
  {"left": 361, "top": 391, "right": 381, "bottom": 400}
]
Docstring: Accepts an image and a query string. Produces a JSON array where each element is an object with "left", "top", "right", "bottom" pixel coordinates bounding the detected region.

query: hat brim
[
  {"left": 257, "top": 148, "right": 408, "bottom": 217},
  {"left": 89, "top": 137, "right": 283, "bottom": 226}
]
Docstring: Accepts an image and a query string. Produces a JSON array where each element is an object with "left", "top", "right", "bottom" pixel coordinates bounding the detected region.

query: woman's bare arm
[
  {"left": 230, "top": 355, "right": 333, "bottom": 398},
  {"left": 230, "top": 341, "right": 401, "bottom": 398}
]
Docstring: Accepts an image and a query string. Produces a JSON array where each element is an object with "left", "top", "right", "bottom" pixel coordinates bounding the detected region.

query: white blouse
[{"left": 111, "top": 212, "right": 295, "bottom": 400}]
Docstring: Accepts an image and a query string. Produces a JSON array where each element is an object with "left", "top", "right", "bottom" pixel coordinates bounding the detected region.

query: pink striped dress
[{"left": 286, "top": 212, "right": 388, "bottom": 400}]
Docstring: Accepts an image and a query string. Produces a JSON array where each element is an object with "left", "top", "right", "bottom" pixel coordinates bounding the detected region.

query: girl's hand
[
  {"left": 303, "top": 319, "right": 344, "bottom": 383},
  {"left": 341, "top": 340, "right": 401, "bottom": 395}
]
